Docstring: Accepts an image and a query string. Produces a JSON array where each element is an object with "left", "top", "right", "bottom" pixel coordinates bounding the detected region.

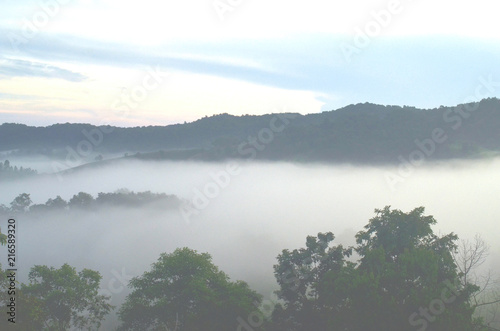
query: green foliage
[
  {"left": 118, "top": 247, "right": 262, "bottom": 331},
  {"left": 0, "top": 265, "right": 48, "bottom": 330},
  {"left": 271, "top": 206, "right": 488, "bottom": 331},
  {"left": 272, "top": 232, "right": 352, "bottom": 330},
  {"left": 21, "top": 264, "right": 113, "bottom": 330},
  {"left": 0, "top": 202, "right": 495, "bottom": 330},
  {"left": 0, "top": 264, "right": 112, "bottom": 330}
]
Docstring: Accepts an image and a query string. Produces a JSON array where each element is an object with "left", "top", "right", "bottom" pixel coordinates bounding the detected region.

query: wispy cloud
[{"left": 0, "top": 57, "right": 87, "bottom": 82}]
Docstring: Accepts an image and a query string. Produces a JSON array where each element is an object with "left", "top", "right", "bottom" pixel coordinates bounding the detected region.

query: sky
[{"left": 1, "top": 0, "right": 500, "bottom": 126}]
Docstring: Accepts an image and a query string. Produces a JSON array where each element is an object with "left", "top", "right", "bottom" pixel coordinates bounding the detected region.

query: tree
[
  {"left": 21, "top": 264, "right": 112, "bottom": 330},
  {"left": 453, "top": 235, "right": 500, "bottom": 328},
  {"left": 0, "top": 264, "right": 47, "bottom": 330},
  {"left": 68, "top": 192, "right": 94, "bottom": 209},
  {"left": 30, "top": 195, "right": 68, "bottom": 213},
  {"left": 10, "top": 193, "right": 32, "bottom": 212},
  {"left": 272, "top": 232, "right": 351, "bottom": 330},
  {"left": 348, "top": 206, "right": 480, "bottom": 331},
  {"left": 46, "top": 196, "right": 68, "bottom": 210},
  {"left": 118, "top": 247, "right": 262, "bottom": 331},
  {"left": 271, "top": 206, "right": 490, "bottom": 331}
]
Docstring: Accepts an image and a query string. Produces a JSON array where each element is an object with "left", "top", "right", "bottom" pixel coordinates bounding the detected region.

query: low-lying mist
[{"left": 1, "top": 157, "right": 500, "bottom": 328}]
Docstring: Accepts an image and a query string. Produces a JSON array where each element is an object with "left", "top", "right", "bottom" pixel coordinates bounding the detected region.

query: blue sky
[{"left": 1, "top": 0, "right": 499, "bottom": 126}]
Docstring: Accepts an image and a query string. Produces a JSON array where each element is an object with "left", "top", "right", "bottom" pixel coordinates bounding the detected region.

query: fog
[{"left": 1, "top": 158, "right": 500, "bottom": 328}]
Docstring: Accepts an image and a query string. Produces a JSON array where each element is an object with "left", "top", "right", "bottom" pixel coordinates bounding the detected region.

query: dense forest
[
  {"left": 0, "top": 207, "right": 498, "bottom": 330},
  {"left": 1, "top": 98, "right": 500, "bottom": 165}
]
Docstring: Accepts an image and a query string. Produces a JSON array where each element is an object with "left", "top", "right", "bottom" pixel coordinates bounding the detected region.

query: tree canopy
[
  {"left": 272, "top": 206, "right": 490, "bottom": 331},
  {"left": 118, "top": 247, "right": 262, "bottom": 331},
  {"left": 0, "top": 206, "right": 497, "bottom": 330},
  {"left": 20, "top": 264, "right": 113, "bottom": 330},
  {"left": 0, "top": 263, "right": 112, "bottom": 330}
]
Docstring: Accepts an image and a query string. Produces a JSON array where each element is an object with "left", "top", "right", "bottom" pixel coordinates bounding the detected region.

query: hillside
[{"left": 1, "top": 98, "right": 499, "bottom": 165}]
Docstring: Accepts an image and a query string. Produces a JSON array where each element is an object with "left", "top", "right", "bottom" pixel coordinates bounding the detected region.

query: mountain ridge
[{"left": 1, "top": 98, "right": 499, "bottom": 165}]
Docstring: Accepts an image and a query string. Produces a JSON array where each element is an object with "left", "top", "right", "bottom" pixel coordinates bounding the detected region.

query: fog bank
[{"left": 1, "top": 157, "right": 499, "bottom": 328}]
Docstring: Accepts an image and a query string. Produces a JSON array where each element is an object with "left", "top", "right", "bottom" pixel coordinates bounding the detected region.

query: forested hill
[{"left": 1, "top": 98, "right": 500, "bottom": 164}]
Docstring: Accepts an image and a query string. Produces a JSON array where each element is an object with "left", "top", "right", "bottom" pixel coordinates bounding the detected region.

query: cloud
[
  {"left": 1, "top": 0, "right": 500, "bottom": 127},
  {"left": 2, "top": 29, "right": 500, "bottom": 107},
  {"left": 0, "top": 57, "right": 87, "bottom": 82}
]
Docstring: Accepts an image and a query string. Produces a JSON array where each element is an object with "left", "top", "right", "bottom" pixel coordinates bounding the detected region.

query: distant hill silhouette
[{"left": 1, "top": 98, "right": 499, "bottom": 165}]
